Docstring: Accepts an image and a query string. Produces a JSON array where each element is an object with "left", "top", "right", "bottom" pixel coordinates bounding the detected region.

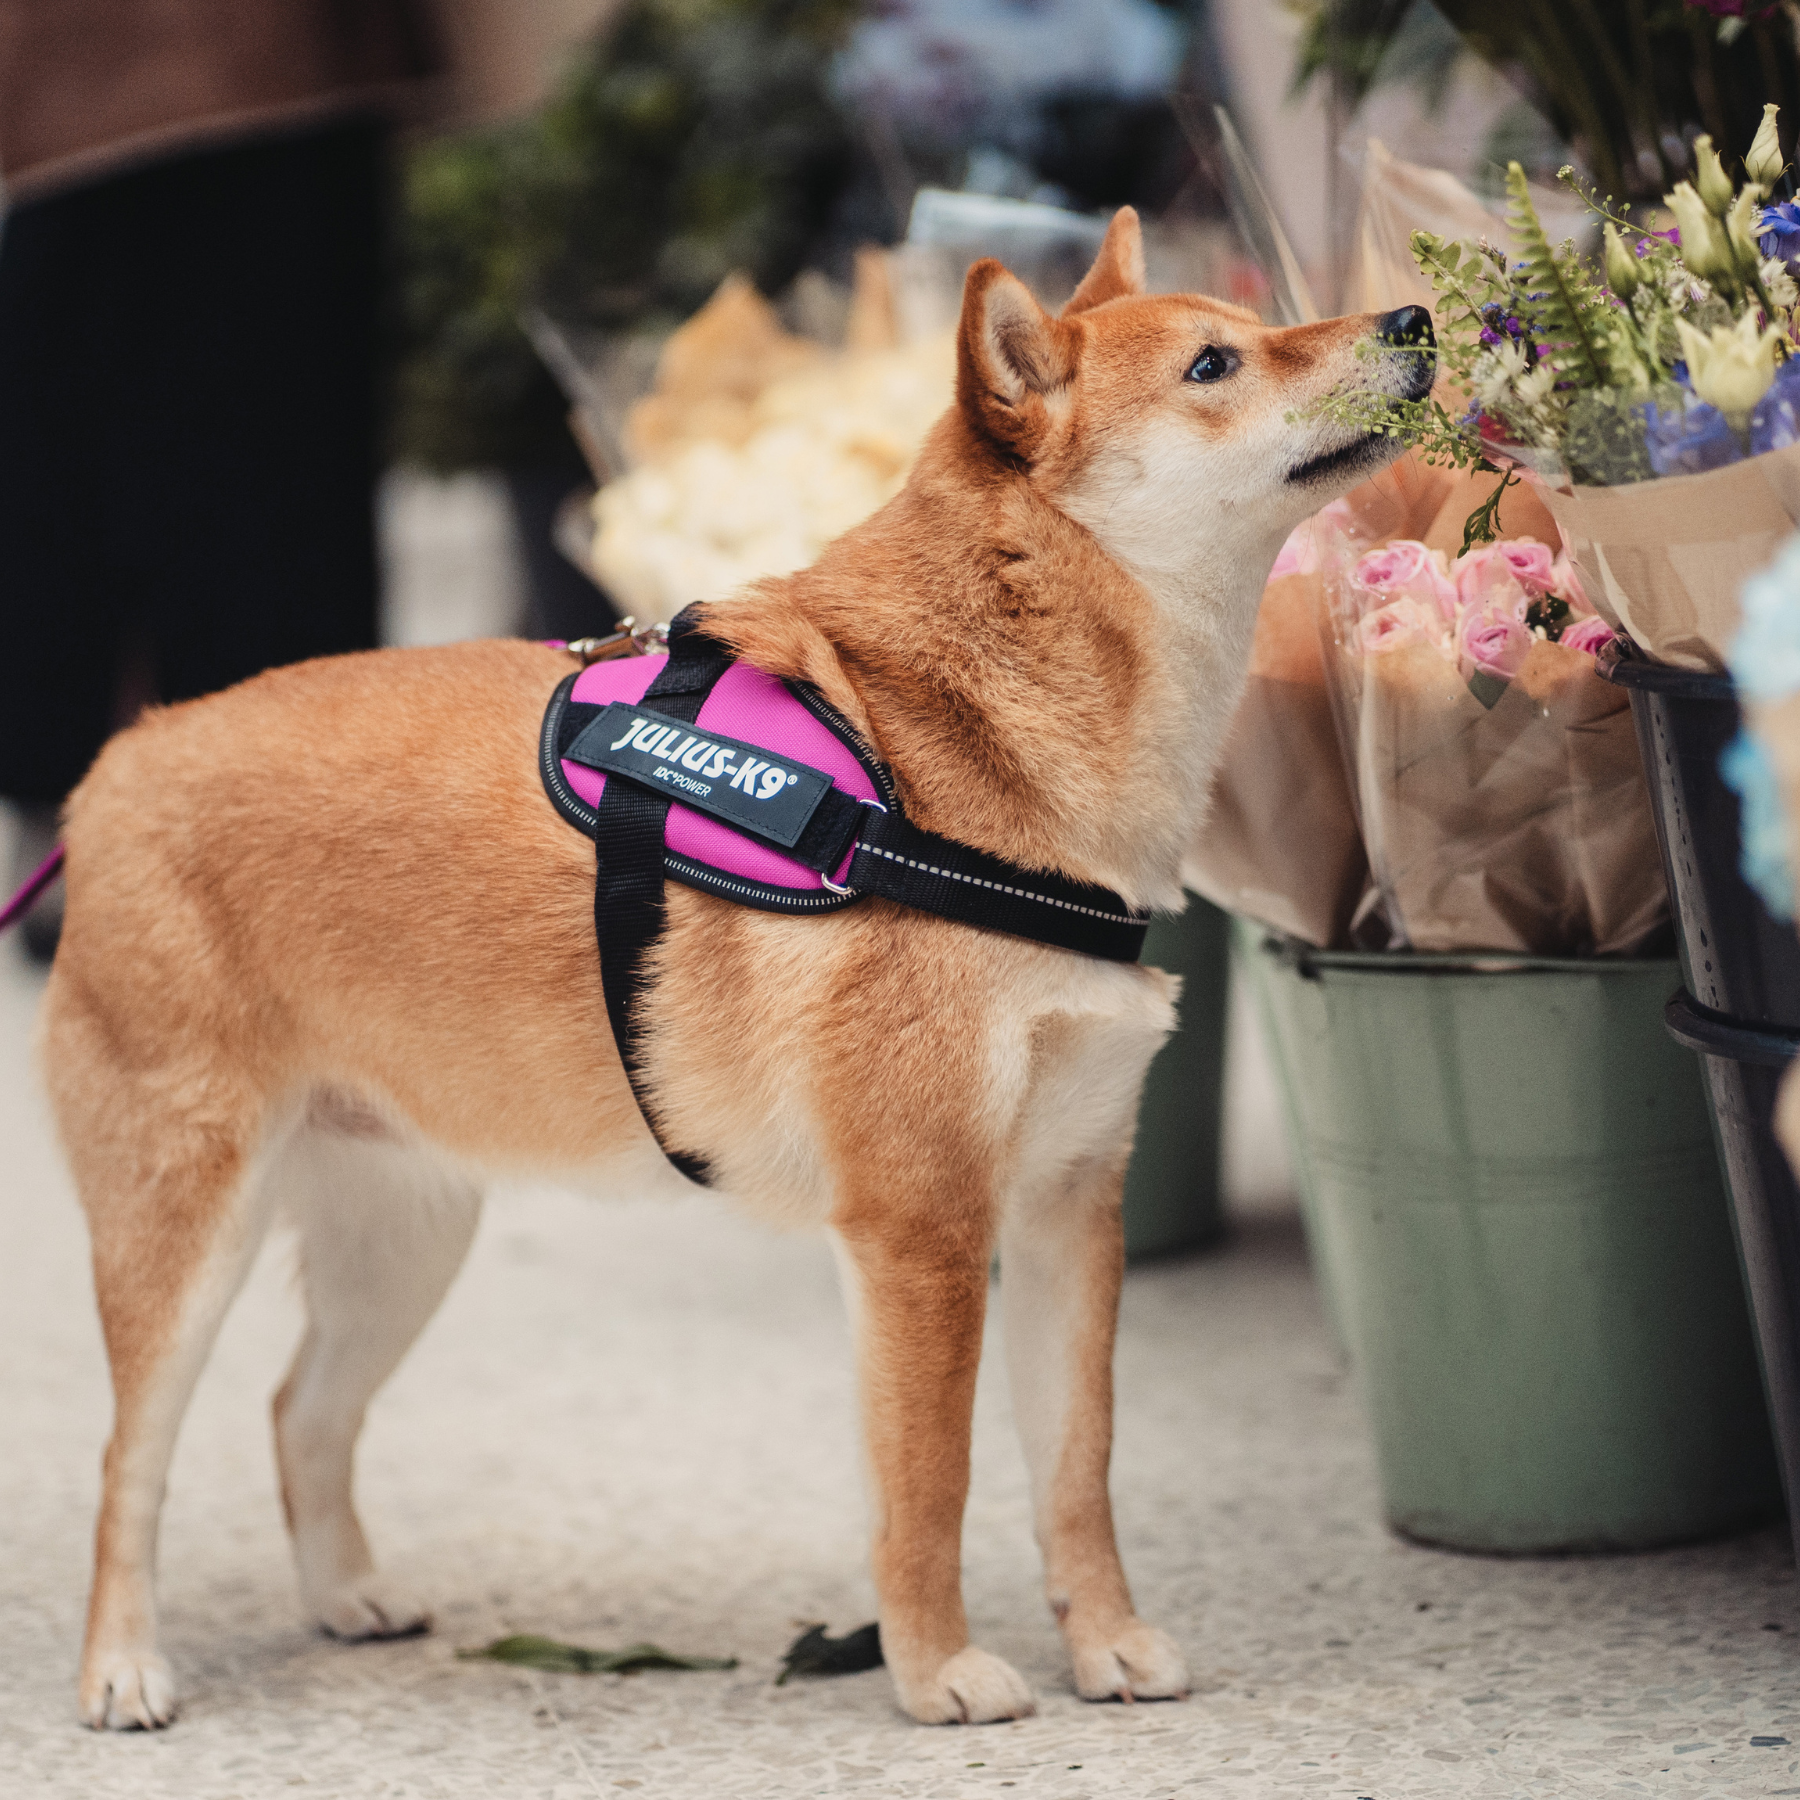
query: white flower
[
  {"left": 1666, "top": 181, "right": 1732, "bottom": 282},
  {"left": 1676, "top": 311, "right": 1784, "bottom": 424},
  {"left": 1748, "top": 103, "right": 1785, "bottom": 191},
  {"left": 1472, "top": 339, "right": 1529, "bottom": 408},
  {"left": 1763, "top": 257, "right": 1799, "bottom": 309},
  {"left": 1514, "top": 363, "right": 1557, "bottom": 407}
]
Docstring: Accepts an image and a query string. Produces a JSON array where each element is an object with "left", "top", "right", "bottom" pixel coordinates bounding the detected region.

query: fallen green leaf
[
  {"left": 776, "top": 1621, "right": 883, "bottom": 1684},
  {"left": 458, "top": 1634, "right": 737, "bottom": 1674}
]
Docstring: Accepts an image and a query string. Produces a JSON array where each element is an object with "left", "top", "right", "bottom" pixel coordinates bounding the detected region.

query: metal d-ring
[{"left": 820, "top": 797, "right": 888, "bottom": 897}]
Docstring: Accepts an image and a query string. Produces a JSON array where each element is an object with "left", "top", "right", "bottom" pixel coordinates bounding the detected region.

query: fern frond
[{"left": 1504, "top": 162, "right": 1610, "bottom": 387}]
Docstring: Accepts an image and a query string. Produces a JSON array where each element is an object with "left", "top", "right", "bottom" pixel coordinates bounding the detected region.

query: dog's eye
[{"left": 1186, "top": 345, "right": 1238, "bottom": 384}]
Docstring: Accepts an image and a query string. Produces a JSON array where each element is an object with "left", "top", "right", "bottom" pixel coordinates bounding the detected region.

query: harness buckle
[
  {"left": 819, "top": 797, "right": 887, "bottom": 896},
  {"left": 565, "top": 617, "right": 671, "bottom": 664}
]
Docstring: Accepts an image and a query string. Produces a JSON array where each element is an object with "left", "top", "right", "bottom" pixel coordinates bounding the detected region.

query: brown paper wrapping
[
  {"left": 1534, "top": 446, "right": 1800, "bottom": 674},
  {"left": 1343, "top": 641, "right": 1667, "bottom": 955},
  {"left": 1183, "top": 573, "right": 1369, "bottom": 947},
  {"left": 1323, "top": 456, "right": 1665, "bottom": 954}
]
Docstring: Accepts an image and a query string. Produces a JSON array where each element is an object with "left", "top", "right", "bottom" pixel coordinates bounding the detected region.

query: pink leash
[{"left": 0, "top": 845, "right": 64, "bottom": 932}]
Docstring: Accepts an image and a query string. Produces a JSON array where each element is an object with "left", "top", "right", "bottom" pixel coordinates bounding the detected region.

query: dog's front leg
[
  {"left": 1000, "top": 1162, "right": 1188, "bottom": 1702},
  {"left": 831, "top": 1213, "right": 1036, "bottom": 1725}
]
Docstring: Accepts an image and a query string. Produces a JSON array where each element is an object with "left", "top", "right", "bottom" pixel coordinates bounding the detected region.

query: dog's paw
[
  {"left": 78, "top": 1651, "right": 177, "bottom": 1730},
  {"left": 313, "top": 1573, "right": 432, "bottom": 1641},
  {"left": 1071, "top": 1620, "right": 1188, "bottom": 1703},
  {"left": 896, "top": 1646, "right": 1036, "bottom": 1725}
]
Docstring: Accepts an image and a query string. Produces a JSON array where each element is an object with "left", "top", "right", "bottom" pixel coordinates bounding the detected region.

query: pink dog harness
[{"left": 540, "top": 609, "right": 1148, "bottom": 1182}]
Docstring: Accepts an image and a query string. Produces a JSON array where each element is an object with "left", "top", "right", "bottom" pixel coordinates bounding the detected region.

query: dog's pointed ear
[
  {"left": 956, "top": 259, "right": 1074, "bottom": 457},
  {"left": 1062, "top": 207, "right": 1146, "bottom": 316}
]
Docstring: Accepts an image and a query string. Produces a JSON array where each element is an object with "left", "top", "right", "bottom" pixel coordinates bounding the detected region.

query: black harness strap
[
  {"left": 542, "top": 616, "right": 1151, "bottom": 1183},
  {"left": 589, "top": 618, "right": 733, "bottom": 1184}
]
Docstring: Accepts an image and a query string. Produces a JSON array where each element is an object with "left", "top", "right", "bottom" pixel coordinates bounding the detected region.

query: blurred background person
[{"left": 0, "top": 0, "right": 613, "bottom": 961}]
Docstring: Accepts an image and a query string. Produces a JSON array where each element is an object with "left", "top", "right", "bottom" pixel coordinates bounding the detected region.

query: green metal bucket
[
  {"left": 1246, "top": 935, "right": 1781, "bottom": 1553},
  {"left": 1122, "top": 900, "right": 1230, "bottom": 1261}
]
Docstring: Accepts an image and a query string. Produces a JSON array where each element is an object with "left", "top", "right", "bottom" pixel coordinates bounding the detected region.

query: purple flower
[
  {"left": 1751, "top": 357, "right": 1800, "bottom": 455},
  {"left": 1638, "top": 229, "right": 1680, "bottom": 257},
  {"left": 1759, "top": 201, "right": 1800, "bottom": 271},
  {"left": 1644, "top": 394, "right": 1745, "bottom": 475}
]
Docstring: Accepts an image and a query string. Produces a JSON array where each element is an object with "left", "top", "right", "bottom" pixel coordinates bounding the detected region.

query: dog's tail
[{"left": 0, "top": 845, "right": 63, "bottom": 933}]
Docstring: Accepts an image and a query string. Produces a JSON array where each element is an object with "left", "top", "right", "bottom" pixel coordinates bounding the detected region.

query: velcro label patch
[{"left": 566, "top": 702, "right": 834, "bottom": 849}]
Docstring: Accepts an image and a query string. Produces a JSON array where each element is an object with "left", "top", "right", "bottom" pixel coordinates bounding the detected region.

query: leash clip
[{"left": 566, "top": 617, "right": 670, "bottom": 664}]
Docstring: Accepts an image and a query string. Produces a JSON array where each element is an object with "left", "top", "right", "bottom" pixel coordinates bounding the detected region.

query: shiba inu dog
[{"left": 41, "top": 208, "right": 1432, "bottom": 1730}]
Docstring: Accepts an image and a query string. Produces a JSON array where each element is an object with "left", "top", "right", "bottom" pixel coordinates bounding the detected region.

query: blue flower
[
  {"left": 1759, "top": 200, "right": 1800, "bottom": 270},
  {"left": 1730, "top": 530, "right": 1800, "bottom": 703},
  {"left": 1751, "top": 357, "right": 1800, "bottom": 456},
  {"left": 1643, "top": 394, "right": 1744, "bottom": 475},
  {"left": 1720, "top": 732, "right": 1796, "bottom": 923}
]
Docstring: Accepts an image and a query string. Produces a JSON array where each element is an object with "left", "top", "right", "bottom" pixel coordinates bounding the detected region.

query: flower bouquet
[
  {"left": 1313, "top": 468, "right": 1667, "bottom": 955},
  {"left": 1183, "top": 448, "right": 1669, "bottom": 954},
  {"left": 1347, "top": 105, "right": 1800, "bottom": 671}
]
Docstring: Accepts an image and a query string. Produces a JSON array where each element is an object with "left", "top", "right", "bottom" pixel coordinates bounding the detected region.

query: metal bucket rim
[
  {"left": 1596, "top": 636, "right": 1732, "bottom": 700},
  {"left": 1665, "top": 989, "right": 1800, "bottom": 1066},
  {"left": 1259, "top": 935, "right": 1678, "bottom": 980}
]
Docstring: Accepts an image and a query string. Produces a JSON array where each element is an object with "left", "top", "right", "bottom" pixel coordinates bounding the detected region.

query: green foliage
[
  {"left": 458, "top": 1634, "right": 738, "bottom": 1673},
  {"left": 1501, "top": 164, "right": 1610, "bottom": 388},
  {"left": 392, "top": 0, "right": 858, "bottom": 471},
  {"left": 1562, "top": 388, "right": 1658, "bottom": 486},
  {"left": 1459, "top": 466, "right": 1516, "bottom": 554}
]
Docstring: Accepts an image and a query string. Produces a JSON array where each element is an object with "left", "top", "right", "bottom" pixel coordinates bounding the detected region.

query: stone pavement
[{"left": 2, "top": 933, "right": 1797, "bottom": 1800}]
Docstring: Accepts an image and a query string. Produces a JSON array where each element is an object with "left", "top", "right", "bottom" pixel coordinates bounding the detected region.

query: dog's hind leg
[
  {"left": 269, "top": 1099, "right": 481, "bottom": 1641},
  {"left": 999, "top": 1160, "right": 1188, "bottom": 1703},
  {"left": 44, "top": 975, "right": 288, "bottom": 1730}
]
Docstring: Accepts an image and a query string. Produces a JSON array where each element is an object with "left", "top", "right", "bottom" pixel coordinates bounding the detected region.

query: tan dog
[{"left": 42, "top": 209, "right": 1431, "bottom": 1730}]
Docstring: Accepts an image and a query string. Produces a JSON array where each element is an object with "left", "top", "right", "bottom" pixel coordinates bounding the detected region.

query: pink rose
[
  {"left": 1455, "top": 557, "right": 1531, "bottom": 630},
  {"left": 1272, "top": 499, "right": 1358, "bottom": 577},
  {"left": 1454, "top": 540, "right": 1552, "bottom": 613},
  {"left": 1357, "top": 596, "right": 1443, "bottom": 655},
  {"left": 1560, "top": 614, "right": 1616, "bottom": 655},
  {"left": 1352, "top": 539, "right": 1457, "bottom": 620},
  {"left": 1461, "top": 607, "right": 1533, "bottom": 680},
  {"left": 1549, "top": 551, "right": 1589, "bottom": 611},
  {"left": 1271, "top": 527, "right": 1310, "bottom": 578}
]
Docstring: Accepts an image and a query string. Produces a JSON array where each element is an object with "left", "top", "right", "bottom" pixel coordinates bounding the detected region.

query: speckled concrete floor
[
  {"left": 2, "top": 930, "right": 1797, "bottom": 1800},
  {"left": 5, "top": 477, "right": 1798, "bottom": 1797}
]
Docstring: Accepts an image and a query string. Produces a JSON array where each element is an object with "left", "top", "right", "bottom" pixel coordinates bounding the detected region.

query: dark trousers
[{"left": 0, "top": 119, "right": 387, "bottom": 804}]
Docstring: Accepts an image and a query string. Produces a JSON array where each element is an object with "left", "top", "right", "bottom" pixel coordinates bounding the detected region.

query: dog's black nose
[{"left": 1376, "top": 305, "right": 1434, "bottom": 347}]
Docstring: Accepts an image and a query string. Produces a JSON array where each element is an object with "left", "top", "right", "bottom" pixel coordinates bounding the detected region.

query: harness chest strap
[{"left": 540, "top": 613, "right": 1150, "bottom": 1182}]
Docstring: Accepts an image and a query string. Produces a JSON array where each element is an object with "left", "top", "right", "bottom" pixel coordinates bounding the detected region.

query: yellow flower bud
[
  {"left": 1604, "top": 223, "right": 1640, "bottom": 298},
  {"left": 1694, "top": 135, "right": 1735, "bottom": 215},
  {"left": 1676, "top": 312, "right": 1783, "bottom": 426},
  {"left": 1667, "top": 181, "right": 1731, "bottom": 282},
  {"left": 1748, "top": 104, "right": 1785, "bottom": 190}
]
